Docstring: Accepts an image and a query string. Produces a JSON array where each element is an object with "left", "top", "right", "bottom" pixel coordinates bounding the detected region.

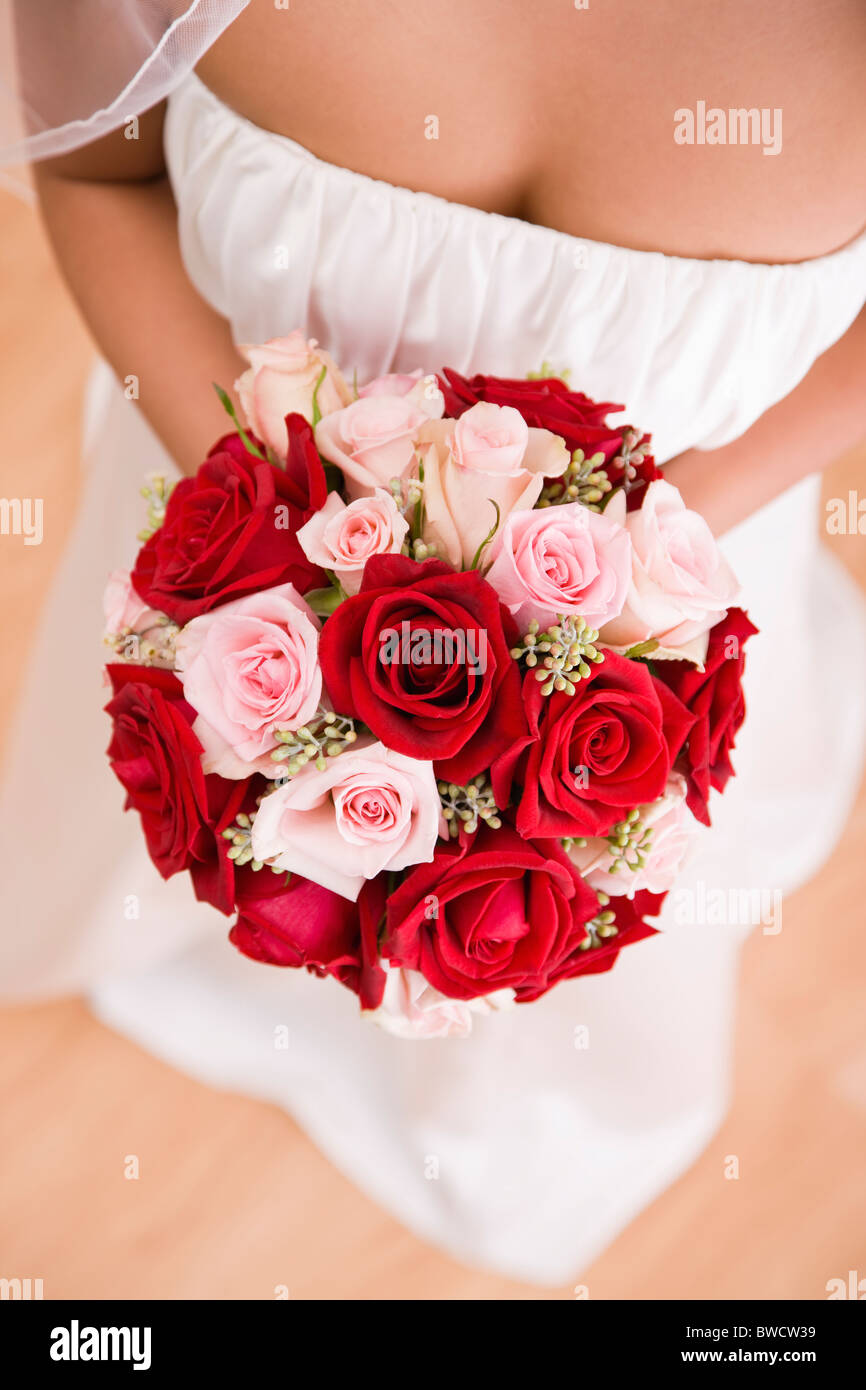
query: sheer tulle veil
[{"left": 0, "top": 0, "right": 247, "bottom": 165}]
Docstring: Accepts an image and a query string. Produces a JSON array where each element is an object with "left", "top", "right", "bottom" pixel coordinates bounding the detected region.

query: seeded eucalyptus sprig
[
  {"left": 510, "top": 615, "right": 604, "bottom": 696},
  {"left": 221, "top": 809, "right": 290, "bottom": 876},
  {"left": 609, "top": 428, "right": 649, "bottom": 487},
  {"left": 137, "top": 474, "right": 176, "bottom": 541},
  {"left": 269, "top": 708, "right": 358, "bottom": 778},
  {"left": 604, "top": 808, "right": 653, "bottom": 875},
  {"left": 537, "top": 448, "right": 612, "bottom": 511},
  {"left": 579, "top": 890, "right": 620, "bottom": 951},
  {"left": 388, "top": 467, "right": 441, "bottom": 560},
  {"left": 104, "top": 618, "right": 179, "bottom": 667},
  {"left": 438, "top": 775, "right": 502, "bottom": 837},
  {"left": 526, "top": 361, "right": 572, "bottom": 383},
  {"left": 222, "top": 812, "right": 265, "bottom": 871}
]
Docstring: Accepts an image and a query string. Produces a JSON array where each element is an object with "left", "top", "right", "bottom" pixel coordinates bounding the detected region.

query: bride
[{"left": 2, "top": 0, "right": 865, "bottom": 1283}]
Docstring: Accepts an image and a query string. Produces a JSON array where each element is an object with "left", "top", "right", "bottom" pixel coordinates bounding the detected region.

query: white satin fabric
[{"left": 2, "top": 73, "right": 866, "bottom": 1283}]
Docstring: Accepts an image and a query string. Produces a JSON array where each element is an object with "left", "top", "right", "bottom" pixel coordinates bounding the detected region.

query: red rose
[
  {"left": 105, "top": 665, "right": 250, "bottom": 913},
  {"left": 653, "top": 607, "right": 758, "bottom": 825},
  {"left": 566, "top": 889, "right": 666, "bottom": 979},
  {"left": 318, "top": 554, "right": 528, "bottom": 782},
  {"left": 230, "top": 871, "right": 387, "bottom": 1008},
  {"left": 492, "top": 653, "right": 694, "bottom": 838},
  {"left": 438, "top": 369, "right": 625, "bottom": 462},
  {"left": 382, "top": 826, "right": 600, "bottom": 1002},
  {"left": 131, "top": 416, "right": 327, "bottom": 624},
  {"left": 438, "top": 370, "right": 662, "bottom": 508}
]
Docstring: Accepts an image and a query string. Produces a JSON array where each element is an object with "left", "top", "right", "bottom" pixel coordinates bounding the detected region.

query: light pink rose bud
[
  {"left": 569, "top": 774, "right": 694, "bottom": 898},
  {"left": 485, "top": 502, "right": 632, "bottom": 630},
  {"left": 103, "top": 569, "right": 160, "bottom": 637},
  {"left": 315, "top": 393, "right": 430, "bottom": 498},
  {"left": 359, "top": 369, "right": 445, "bottom": 419},
  {"left": 235, "top": 331, "right": 352, "bottom": 459},
  {"left": 174, "top": 584, "right": 322, "bottom": 778},
  {"left": 250, "top": 740, "right": 440, "bottom": 901},
  {"left": 600, "top": 481, "right": 740, "bottom": 659},
  {"left": 364, "top": 963, "right": 516, "bottom": 1039},
  {"left": 418, "top": 418, "right": 569, "bottom": 570},
  {"left": 296, "top": 489, "right": 409, "bottom": 595},
  {"left": 452, "top": 402, "right": 530, "bottom": 476}
]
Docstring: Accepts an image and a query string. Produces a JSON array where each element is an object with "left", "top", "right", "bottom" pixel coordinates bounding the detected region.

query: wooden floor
[{"left": 0, "top": 188, "right": 864, "bottom": 1300}]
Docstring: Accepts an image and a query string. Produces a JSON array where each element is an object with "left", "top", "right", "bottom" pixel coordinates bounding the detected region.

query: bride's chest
[{"left": 198, "top": 0, "right": 866, "bottom": 262}]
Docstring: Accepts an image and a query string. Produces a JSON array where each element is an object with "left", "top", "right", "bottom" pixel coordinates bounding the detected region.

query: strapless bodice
[{"left": 166, "top": 72, "right": 866, "bottom": 462}]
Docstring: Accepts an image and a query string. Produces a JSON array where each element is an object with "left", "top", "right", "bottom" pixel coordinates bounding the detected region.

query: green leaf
[
  {"left": 468, "top": 500, "right": 501, "bottom": 571},
  {"left": 305, "top": 585, "right": 346, "bottom": 617},
  {"left": 310, "top": 365, "right": 328, "bottom": 428},
  {"left": 410, "top": 457, "right": 426, "bottom": 543},
  {"left": 212, "top": 383, "right": 266, "bottom": 460},
  {"left": 322, "top": 462, "right": 344, "bottom": 495},
  {"left": 622, "top": 639, "right": 659, "bottom": 660}
]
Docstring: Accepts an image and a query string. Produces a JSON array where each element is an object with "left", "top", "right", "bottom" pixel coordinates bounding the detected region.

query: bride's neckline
[{"left": 186, "top": 73, "right": 866, "bottom": 275}]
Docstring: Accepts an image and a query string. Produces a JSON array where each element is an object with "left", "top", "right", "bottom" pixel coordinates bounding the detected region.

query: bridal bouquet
[{"left": 103, "top": 332, "right": 756, "bottom": 1038}]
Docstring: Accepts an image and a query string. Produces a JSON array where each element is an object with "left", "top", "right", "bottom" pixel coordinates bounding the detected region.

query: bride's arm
[
  {"left": 33, "top": 103, "right": 248, "bottom": 476},
  {"left": 663, "top": 302, "right": 866, "bottom": 535}
]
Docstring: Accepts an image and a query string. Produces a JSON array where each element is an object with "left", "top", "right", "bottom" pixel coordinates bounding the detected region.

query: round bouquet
[{"left": 103, "top": 332, "right": 757, "bottom": 1038}]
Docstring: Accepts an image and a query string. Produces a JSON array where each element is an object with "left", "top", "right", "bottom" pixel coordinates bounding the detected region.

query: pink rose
[
  {"left": 485, "top": 502, "right": 632, "bottom": 630},
  {"left": 418, "top": 413, "right": 569, "bottom": 569},
  {"left": 103, "top": 569, "right": 176, "bottom": 666},
  {"left": 568, "top": 773, "right": 693, "bottom": 897},
  {"left": 250, "top": 739, "right": 440, "bottom": 900},
  {"left": 600, "top": 481, "right": 740, "bottom": 661},
  {"left": 315, "top": 393, "right": 431, "bottom": 498},
  {"left": 359, "top": 369, "right": 445, "bottom": 418},
  {"left": 174, "top": 584, "right": 322, "bottom": 778},
  {"left": 296, "top": 489, "right": 409, "bottom": 596},
  {"left": 452, "top": 401, "right": 530, "bottom": 475},
  {"left": 235, "top": 331, "right": 352, "bottom": 459},
  {"left": 103, "top": 569, "right": 161, "bottom": 636},
  {"left": 364, "top": 963, "right": 516, "bottom": 1039}
]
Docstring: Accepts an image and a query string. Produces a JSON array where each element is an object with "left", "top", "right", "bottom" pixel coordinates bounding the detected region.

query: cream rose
[
  {"left": 600, "top": 480, "right": 740, "bottom": 663},
  {"left": 174, "top": 584, "right": 322, "bottom": 778},
  {"left": 418, "top": 406, "right": 570, "bottom": 570},
  {"left": 314, "top": 392, "right": 435, "bottom": 498},
  {"left": 235, "top": 331, "right": 352, "bottom": 459},
  {"left": 359, "top": 369, "right": 445, "bottom": 419},
  {"left": 250, "top": 740, "right": 440, "bottom": 901},
  {"left": 296, "top": 489, "right": 409, "bottom": 595}
]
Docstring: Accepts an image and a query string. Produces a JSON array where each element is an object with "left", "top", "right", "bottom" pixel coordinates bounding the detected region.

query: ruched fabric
[{"left": 167, "top": 75, "right": 866, "bottom": 463}]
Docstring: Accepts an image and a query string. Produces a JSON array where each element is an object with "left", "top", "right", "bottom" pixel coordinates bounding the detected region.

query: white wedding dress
[{"left": 2, "top": 72, "right": 866, "bottom": 1284}]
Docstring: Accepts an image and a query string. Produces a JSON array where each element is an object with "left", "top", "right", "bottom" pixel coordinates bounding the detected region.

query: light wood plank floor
[{"left": 0, "top": 189, "right": 864, "bottom": 1300}]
